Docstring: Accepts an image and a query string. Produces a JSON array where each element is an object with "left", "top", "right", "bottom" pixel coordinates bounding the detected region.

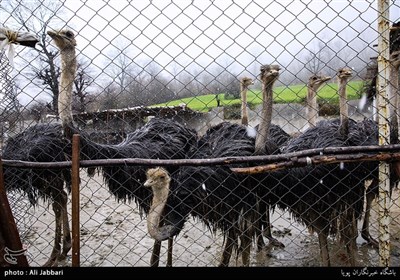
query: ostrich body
[
  {"left": 240, "top": 77, "right": 254, "bottom": 126},
  {"left": 0, "top": 29, "right": 73, "bottom": 267},
  {"left": 2, "top": 124, "right": 72, "bottom": 267},
  {"left": 145, "top": 121, "right": 259, "bottom": 266},
  {"left": 268, "top": 67, "right": 374, "bottom": 266},
  {"left": 306, "top": 74, "right": 331, "bottom": 128},
  {"left": 238, "top": 74, "right": 290, "bottom": 249},
  {"left": 145, "top": 65, "right": 284, "bottom": 266},
  {"left": 48, "top": 29, "right": 198, "bottom": 267}
]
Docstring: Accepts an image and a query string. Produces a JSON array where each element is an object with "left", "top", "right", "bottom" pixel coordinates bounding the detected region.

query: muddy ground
[{"left": 8, "top": 172, "right": 400, "bottom": 267}]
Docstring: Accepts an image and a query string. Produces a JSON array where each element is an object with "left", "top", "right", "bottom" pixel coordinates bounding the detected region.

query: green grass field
[{"left": 153, "top": 80, "right": 365, "bottom": 112}]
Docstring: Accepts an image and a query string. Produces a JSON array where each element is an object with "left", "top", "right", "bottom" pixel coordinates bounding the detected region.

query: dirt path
[{"left": 9, "top": 172, "right": 400, "bottom": 267}]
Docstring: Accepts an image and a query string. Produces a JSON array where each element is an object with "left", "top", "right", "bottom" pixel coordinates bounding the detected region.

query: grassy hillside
[{"left": 153, "top": 80, "right": 364, "bottom": 112}]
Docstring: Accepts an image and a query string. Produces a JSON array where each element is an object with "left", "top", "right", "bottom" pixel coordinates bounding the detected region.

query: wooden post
[
  {"left": 71, "top": 134, "right": 80, "bottom": 267},
  {"left": 377, "top": 0, "right": 391, "bottom": 267},
  {"left": 0, "top": 158, "right": 29, "bottom": 267}
]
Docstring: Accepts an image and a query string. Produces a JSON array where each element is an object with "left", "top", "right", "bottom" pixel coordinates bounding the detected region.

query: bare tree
[
  {"left": 24, "top": 99, "right": 52, "bottom": 123},
  {"left": 72, "top": 59, "right": 95, "bottom": 113},
  {"left": 103, "top": 38, "right": 136, "bottom": 93},
  {"left": 304, "top": 40, "right": 327, "bottom": 75},
  {"left": 0, "top": 51, "right": 22, "bottom": 131}
]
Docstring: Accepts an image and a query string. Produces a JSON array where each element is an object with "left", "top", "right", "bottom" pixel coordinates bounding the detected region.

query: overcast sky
[
  {"left": 58, "top": 0, "right": 399, "bottom": 66},
  {"left": 2, "top": 0, "right": 400, "bottom": 105}
]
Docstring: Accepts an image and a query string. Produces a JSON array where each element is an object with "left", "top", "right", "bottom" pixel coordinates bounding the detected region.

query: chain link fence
[{"left": 1, "top": 0, "right": 400, "bottom": 267}]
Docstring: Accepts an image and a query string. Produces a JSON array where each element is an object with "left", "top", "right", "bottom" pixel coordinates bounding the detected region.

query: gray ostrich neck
[
  {"left": 255, "top": 81, "right": 273, "bottom": 154},
  {"left": 339, "top": 77, "right": 349, "bottom": 136},
  {"left": 241, "top": 83, "right": 248, "bottom": 126},
  {"left": 307, "top": 85, "right": 317, "bottom": 127},
  {"left": 59, "top": 47, "right": 76, "bottom": 127}
]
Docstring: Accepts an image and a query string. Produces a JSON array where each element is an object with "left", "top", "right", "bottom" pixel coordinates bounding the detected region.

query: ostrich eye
[{"left": 65, "top": 31, "right": 74, "bottom": 38}]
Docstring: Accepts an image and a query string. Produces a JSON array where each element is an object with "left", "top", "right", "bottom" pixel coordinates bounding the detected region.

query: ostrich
[
  {"left": 0, "top": 30, "right": 73, "bottom": 267},
  {"left": 47, "top": 29, "right": 198, "bottom": 267},
  {"left": 240, "top": 77, "right": 254, "bottom": 126},
  {"left": 144, "top": 167, "right": 172, "bottom": 241},
  {"left": 256, "top": 66, "right": 369, "bottom": 266},
  {"left": 251, "top": 65, "right": 287, "bottom": 250},
  {"left": 144, "top": 65, "right": 283, "bottom": 266},
  {"left": 144, "top": 121, "right": 259, "bottom": 267},
  {"left": 306, "top": 74, "right": 332, "bottom": 128}
]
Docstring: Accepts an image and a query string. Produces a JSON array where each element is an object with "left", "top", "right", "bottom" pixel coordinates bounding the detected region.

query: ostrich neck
[
  {"left": 307, "top": 86, "right": 317, "bottom": 127},
  {"left": 255, "top": 82, "right": 273, "bottom": 154},
  {"left": 241, "top": 84, "right": 248, "bottom": 126},
  {"left": 147, "top": 187, "right": 169, "bottom": 239},
  {"left": 59, "top": 48, "right": 76, "bottom": 126},
  {"left": 338, "top": 78, "right": 349, "bottom": 136}
]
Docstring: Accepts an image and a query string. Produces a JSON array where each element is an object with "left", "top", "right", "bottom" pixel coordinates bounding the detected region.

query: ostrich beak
[{"left": 47, "top": 30, "right": 60, "bottom": 39}]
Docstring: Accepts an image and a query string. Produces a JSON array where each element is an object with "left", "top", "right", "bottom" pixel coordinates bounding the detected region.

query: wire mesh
[{"left": 0, "top": 0, "right": 399, "bottom": 267}]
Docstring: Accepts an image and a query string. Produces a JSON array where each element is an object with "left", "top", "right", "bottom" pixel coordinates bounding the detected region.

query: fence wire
[{"left": 1, "top": 0, "right": 400, "bottom": 267}]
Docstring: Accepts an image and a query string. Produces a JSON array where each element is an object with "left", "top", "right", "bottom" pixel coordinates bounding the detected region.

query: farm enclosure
[{"left": 1, "top": 0, "right": 400, "bottom": 267}]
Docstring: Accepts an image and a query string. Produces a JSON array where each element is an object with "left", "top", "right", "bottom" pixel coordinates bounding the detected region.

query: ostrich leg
[
  {"left": 346, "top": 212, "right": 357, "bottom": 266},
  {"left": 167, "top": 237, "right": 173, "bottom": 267},
  {"left": 150, "top": 240, "right": 162, "bottom": 267},
  {"left": 240, "top": 222, "right": 253, "bottom": 266},
  {"left": 43, "top": 189, "right": 64, "bottom": 267},
  {"left": 60, "top": 189, "right": 72, "bottom": 261},
  {"left": 264, "top": 205, "right": 285, "bottom": 247},
  {"left": 361, "top": 179, "right": 379, "bottom": 248},
  {"left": 150, "top": 219, "right": 173, "bottom": 267},
  {"left": 318, "top": 230, "right": 331, "bottom": 266},
  {"left": 219, "top": 230, "right": 235, "bottom": 267}
]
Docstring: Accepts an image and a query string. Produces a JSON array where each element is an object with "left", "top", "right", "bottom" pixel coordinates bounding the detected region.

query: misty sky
[
  {"left": 2, "top": 0, "right": 400, "bottom": 105},
  {"left": 58, "top": 0, "right": 398, "bottom": 67}
]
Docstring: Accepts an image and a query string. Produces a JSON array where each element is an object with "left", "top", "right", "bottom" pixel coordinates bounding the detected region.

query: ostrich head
[
  {"left": 306, "top": 74, "right": 331, "bottom": 127},
  {"left": 240, "top": 77, "right": 254, "bottom": 88},
  {"left": 144, "top": 167, "right": 171, "bottom": 195},
  {"left": 260, "top": 64, "right": 280, "bottom": 85},
  {"left": 337, "top": 67, "right": 353, "bottom": 81},
  {"left": 47, "top": 29, "right": 76, "bottom": 50},
  {"left": 308, "top": 74, "right": 331, "bottom": 91}
]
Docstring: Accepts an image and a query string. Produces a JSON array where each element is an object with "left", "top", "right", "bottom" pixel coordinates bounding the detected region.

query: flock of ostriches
[{"left": 1, "top": 25, "right": 400, "bottom": 267}]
